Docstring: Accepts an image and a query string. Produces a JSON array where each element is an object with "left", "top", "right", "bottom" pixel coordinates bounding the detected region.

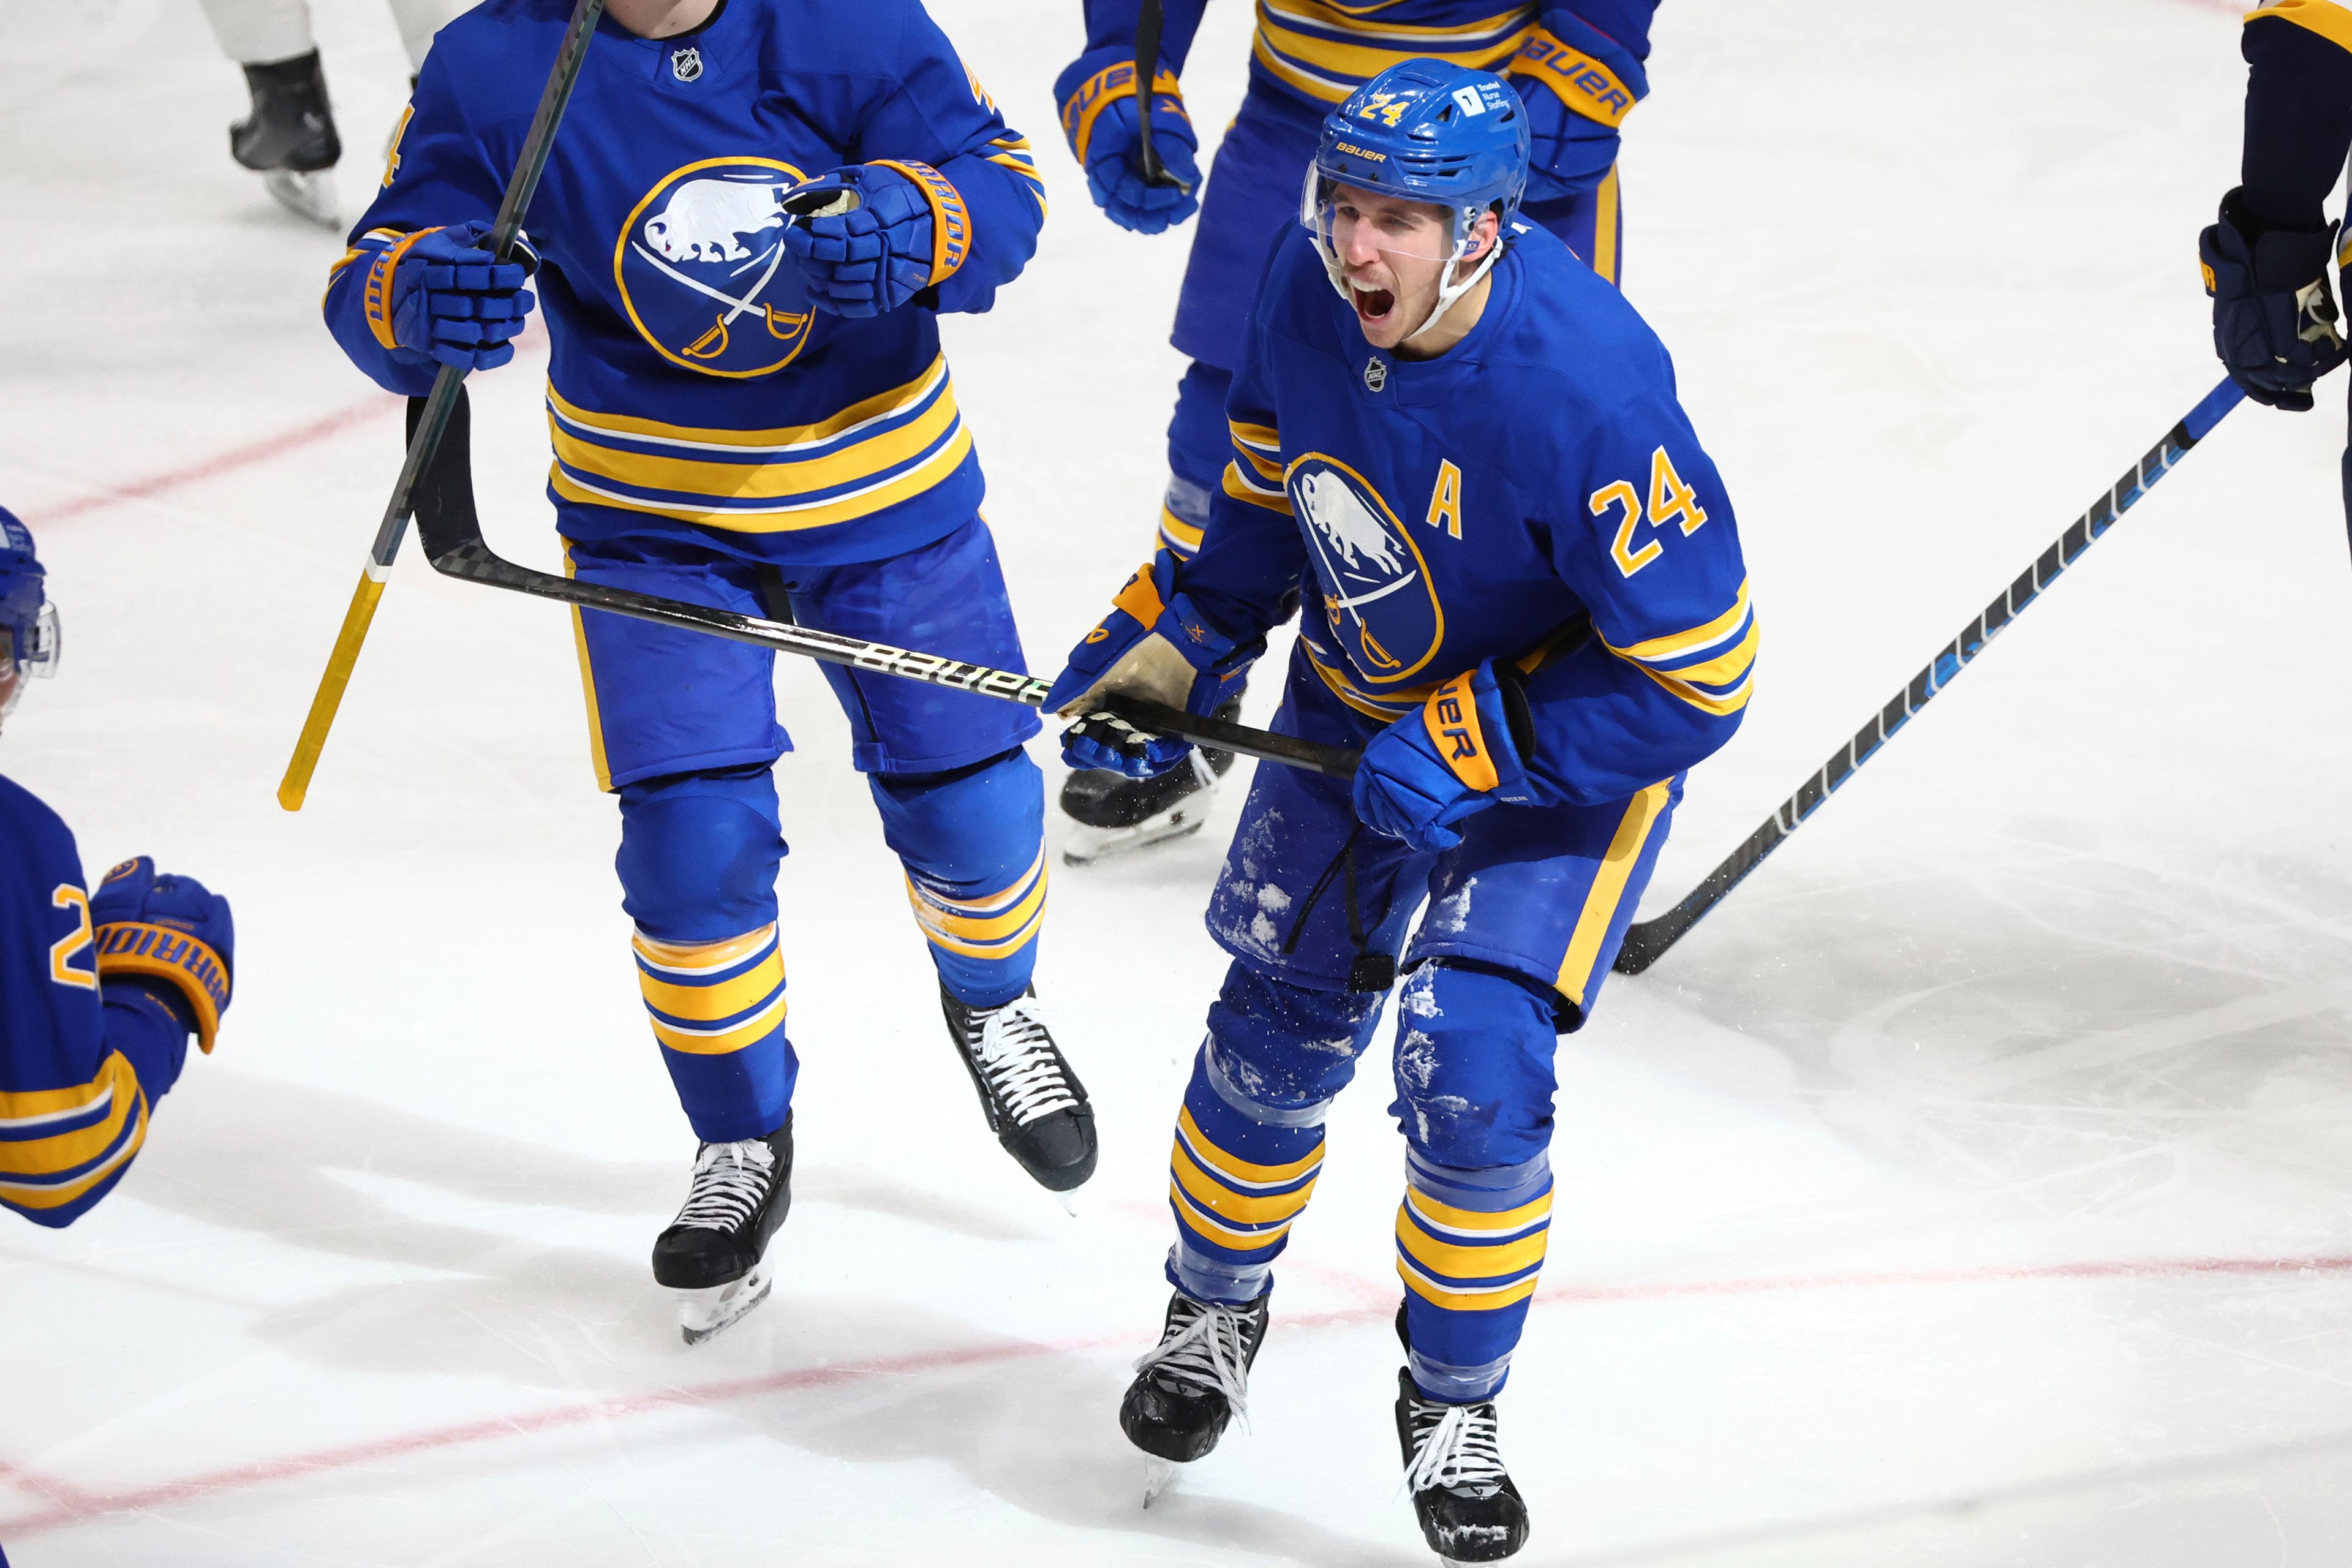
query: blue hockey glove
[
  {"left": 364, "top": 219, "right": 535, "bottom": 375},
  {"left": 2201, "top": 189, "right": 2346, "bottom": 412},
  {"left": 782, "top": 162, "right": 965, "bottom": 317},
  {"left": 1044, "top": 553, "right": 1251, "bottom": 778},
  {"left": 1054, "top": 49, "right": 1199, "bottom": 235},
  {"left": 1354, "top": 663, "right": 1533, "bottom": 854},
  {"left": 89, "top": 856, "right": 234, "bottom": 1054},
  {"left": 1506, "top": 10, "right": 1648, "bottom": 208}
]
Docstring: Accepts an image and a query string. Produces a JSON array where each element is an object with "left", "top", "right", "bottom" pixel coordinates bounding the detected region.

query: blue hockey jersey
[
  {"left": 326, "top": 0, "right": 1048, "bottom": 564},
  {"left": 1182, "top": 222, "right": 1755, "bottom": 805},
  {"left": 0, "top": 777, "right": 188, "bottom": 1229}
]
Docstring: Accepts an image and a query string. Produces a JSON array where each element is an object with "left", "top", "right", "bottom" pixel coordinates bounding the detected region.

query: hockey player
[
  {"left": 197, "top": 0, "right": 475, "bottom": 228},
  {"left": 1046, "top": 63, "right": 1752, "bottom": 1561},
  {"left": 0, "top": 512, "right": 236, "bottom": 1229},
  {"left": 323, "top": 0, "right": 1091, "bottom": 1344},
  {"left": 2201, "top": 0, "right": 2352, "bottom": 527},
  {"left": 1050, "top": 0, "right": 1657, "bottom": 862}
]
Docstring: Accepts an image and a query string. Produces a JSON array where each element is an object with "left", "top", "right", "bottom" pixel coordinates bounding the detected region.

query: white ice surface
[{"left": 10, "top": 0, "right": 2352, "bottom": 1562}]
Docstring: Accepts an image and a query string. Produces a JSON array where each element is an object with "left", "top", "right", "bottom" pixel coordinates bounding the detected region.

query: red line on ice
[
  {"left": 7, "top": 1249, "right": 2351, "bottom": 1535},
  {"left": 20, "top": 397, "right": 403, "bottom": 526}
]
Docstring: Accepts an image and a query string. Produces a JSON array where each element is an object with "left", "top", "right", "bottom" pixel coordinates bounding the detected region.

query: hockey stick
[
  {"left": 1610, "top": 377, "right": 2247, "bottom": 976},
  {"left": 1133, "top": 0, "right": 1194, "bottom": 194},
  {"left": 277, "top": 0, "right": 606, "bottom": 811},
  {"left": 403, "top": 387, "right": 1360, "bottom": 780}
]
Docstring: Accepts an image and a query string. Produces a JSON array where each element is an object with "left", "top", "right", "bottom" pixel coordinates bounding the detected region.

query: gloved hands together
[
  {"left": 1354, "top": 663, "right": 1532, "bottom": 854},
  {"left": 1054, "top": 49, "right": 1200, "bottom": 235},
  {"left": 374, "top": 219, "right": 535, "bottom": 374},
  {"left": 1044, "top": 553, "right": 1251, "bottom": 778},
  {"left": 2201, "top": 187, "right": 2348, "bottom": 412},
  {"left": 89, "top": 856, "right": 235, "bottom": 1052},
  {"left": 783, "top": 162, "right": 953, "bottom": 317}
]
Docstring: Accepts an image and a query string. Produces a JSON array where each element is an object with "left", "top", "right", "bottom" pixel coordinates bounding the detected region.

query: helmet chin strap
[{"left": 1402, "top": 232, "right": 1500, "bottom": 344}]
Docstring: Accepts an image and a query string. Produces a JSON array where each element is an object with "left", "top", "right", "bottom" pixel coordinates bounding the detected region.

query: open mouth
[{"left": 1350, "top": 284, "right": 1395, "bottom": 323}]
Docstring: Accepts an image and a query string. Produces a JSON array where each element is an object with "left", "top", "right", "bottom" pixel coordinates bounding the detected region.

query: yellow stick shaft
[{"left": 277, "top": 565, "right": 388, "bottom": 812}]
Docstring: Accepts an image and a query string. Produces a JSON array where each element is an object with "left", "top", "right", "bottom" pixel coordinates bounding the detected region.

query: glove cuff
[
  {"left": 363, "top": 226, "right": 445, "bottom": 351},
  {"left": 1056, "top": 48, "right": 1187, "bottom": 165},
  {"left": 2217, "top": 188, "right": 2338, "bottom": 289},
  {"left": 1419, "top": 665, "right": 1530, "bottom": 803},
  {"left": 96, "top": 922, "right": 230, "bottom": 1054},
  {"left": 1509, "top": 11, "right": 1648, "bottom": 130},
  {"left": 865, "top": 161, "right": 971, "bottom": 288}
]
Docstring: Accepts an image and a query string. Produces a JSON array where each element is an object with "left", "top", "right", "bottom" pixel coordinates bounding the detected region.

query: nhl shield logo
[
  {"left": 1363, "top": 355, "right": 1388, "bottom": 392},
  {"left": 616, "top": 157, "right": 818, "bottom": 377},
  {"left": 670, "top": 45, "right": 703, "bottom": 83},
  {"left": 1289, "top": 455, "right": 1443, "bottom": 683}
]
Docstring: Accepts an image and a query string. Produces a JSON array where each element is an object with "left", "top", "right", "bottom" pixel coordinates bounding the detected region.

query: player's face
[{"left": 1325, "top": 186, "right": 1492, "bottom": 350}]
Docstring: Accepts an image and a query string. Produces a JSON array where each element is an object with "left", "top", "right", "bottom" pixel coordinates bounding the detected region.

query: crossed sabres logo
[
  {"left": 614, "top": 157, "right": 818, "bottom": 377},
  {"left": 1289, "top": 456, "right": 1443, "bottom": 682}
]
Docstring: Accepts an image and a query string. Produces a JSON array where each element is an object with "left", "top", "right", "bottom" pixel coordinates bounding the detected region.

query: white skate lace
[
  {"left": 673, "top": 1139, "right": 776, "bottom": 1233},
  {"left": 1400, "top": 1398, "right": 1507, "bottom": 1496},
  {"left": 972, "top": 996, "right": 1079, "bottom": 1128},
  {"left": 1132, "top": 1296, "right": 1255, "bottom": 1431}
]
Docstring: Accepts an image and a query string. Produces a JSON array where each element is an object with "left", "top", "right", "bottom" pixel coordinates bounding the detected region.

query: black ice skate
[
  {"left": 1395, "top": 1368, "right": 1529, "bottom": 1564},
  {"left": 940, "top": 986, "right": 1095, "bottom": 1198},
  {"left": 1058, "top": 698, "right": 1243, "bottom": 865},
  {"left": 229, "top": 50, "right": 343, "bottom": 229},
  {"left": 1119, "top": 1289, "right": 1270, "bottom": 1504},
  {"left": 651, "top": 1115, "right": 793, "bottom": 1346}
]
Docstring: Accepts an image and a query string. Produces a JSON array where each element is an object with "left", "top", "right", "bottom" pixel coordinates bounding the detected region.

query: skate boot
[
  {"left": 1120, "top": 1289, "right": 1270, "bottom": 1504},
  {"left": 1058, "top": 696, "right": 1243, "bottom": 865},
  {"left": 1395, "top": 1368, "right": 1529, "bottom": 1563},
  {"left": 229, "top": 51, "right": 342, "bottom": 228},
  {"left": 651, "top": 1114, "right": 793, "bottom": 1346},
  {"left": 940, "top": 986, "right": 1096, "bottom": 1194}
]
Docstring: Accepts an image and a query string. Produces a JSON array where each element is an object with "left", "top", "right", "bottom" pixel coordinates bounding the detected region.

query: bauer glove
[
  {"left": 782, "top": 163, "right": 965, "bottom": 317},
  {"left": 2200, "top": 189, "right": 2348, "bottom": 412},
  {"left": 1504, "top": 8, "right": 1649, "bottom": 209},
  {"left": 1054, "top": 47, "right": 1200, "bottom": 235},
  {"left": 1044, "top": 551, "right": 1253, "bottom": 778},
  {"left": 88, "top": 856, "right": 234, "bottom": 1053},
  {"left": 1353, "top": 662, "right": 1534, "bottom": 854},
  {"left": 364, "top": 219, "right": 536, "bottom": 375}
]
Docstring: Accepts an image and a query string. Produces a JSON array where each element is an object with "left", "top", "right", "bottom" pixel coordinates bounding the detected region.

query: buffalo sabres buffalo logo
[
  {"left": 615, "top": 157, "right": 818, "bottom": 377},
  {"left": 1289, "top": 456, "right": 1443, "bottom": 683}
]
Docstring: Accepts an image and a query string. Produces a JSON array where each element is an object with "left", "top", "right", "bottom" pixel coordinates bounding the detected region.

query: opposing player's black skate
[
  {"left": 1120, "top": 1289, "right": 1271, "bottom": 1504},
  {"left": 229, "top": 50, "right": 342, "bottom": 228},
  {"left": 1058, "top": 697, "right": 1243, "bottom": 865},
  {"left": 1395, "top": 1368, "right": 1529, "bottom": 1564},
  {"left": 940, "top": 986, "right": 1096, "bottom": 1196},
  {"left": 651, "top": 1114, "right": 793, "bottom": 1346}
]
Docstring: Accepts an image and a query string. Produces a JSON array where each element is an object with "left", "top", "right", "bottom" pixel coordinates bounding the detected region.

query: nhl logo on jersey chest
[
  {"left": 1363, "top": 356, "right": 1388, "bottom": 393},
  {"left": 670, "top": 45, "right": 704, "bottom": 83}
]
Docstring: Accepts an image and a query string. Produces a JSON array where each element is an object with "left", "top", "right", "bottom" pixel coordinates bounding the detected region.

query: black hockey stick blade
[
  {"left": 1133, "top": 0, "right": 1194, "bottom": 194},
  {"left": 406, "top": 388, "right": 1358, "bottom": 780},
  {"left": 1610, "top": 377, "right": 2247, "bottom": 977}
]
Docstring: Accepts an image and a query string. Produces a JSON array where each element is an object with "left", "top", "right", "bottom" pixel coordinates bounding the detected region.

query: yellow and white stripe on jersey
[
  {"left": 1252, "top": 0, "right": 1535, "bottom": 105},
  {"left": 0, "top": 1052, "right": 149, "bottom": 1218},
  {"left": 1602, "top": 581, "right": 1758, "bottom": 718}
]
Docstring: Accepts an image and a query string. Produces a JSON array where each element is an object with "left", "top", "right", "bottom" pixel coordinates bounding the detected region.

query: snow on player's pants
[
  {"left": 1162, "top": 647, "right": 1681, "bottom": 1402},
  {"left": 1156, "top": 86, "right": 1624, "bottom": 559},
  {"left": 563, "top": 509, "right": 1044, "bottom": 1143}
]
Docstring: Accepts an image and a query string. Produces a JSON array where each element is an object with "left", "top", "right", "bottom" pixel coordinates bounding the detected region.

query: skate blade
[
  {"left": 1061, "top": 805, "right": 1208, "bottom": 867},
  {"left": 676, "top": 1261, "right": 772, "bottom": 1346},
  {"left": 263, "top": 168, "right": 342, "bottom": 230},
  {"left": 1142, "top": 1455, "right": 1182, "bottom": 1508},
  {"left": 1053, "top": 1188, "right": 1078, "bottom": 1218}
]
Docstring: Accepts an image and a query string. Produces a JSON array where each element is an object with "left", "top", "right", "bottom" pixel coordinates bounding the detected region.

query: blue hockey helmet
[
  {"left": 0, "top": 508, "right": 59, "bottom": 723},
  {"left": 1302, "top": 59, "right": 1530, "bottom": 337}
]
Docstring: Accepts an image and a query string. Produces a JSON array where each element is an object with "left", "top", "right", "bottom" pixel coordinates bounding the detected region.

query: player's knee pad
[
  {"left": 615, "top": 766, "right": 785, "bottom": 942},
  {"left": 1202, "top": 960, "right": 1387, "bottom": 1125},
  {"left": 1388, "top": 961, "right": 1562, "bottom": 1172},
  {"left": 873, "top": 748, "right": 1046, "bottom": 1005}
]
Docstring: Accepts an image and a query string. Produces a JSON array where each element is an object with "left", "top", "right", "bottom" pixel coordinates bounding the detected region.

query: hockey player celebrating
[
  {"left": 197, "top": 0, "right": 474, "bottom": 228},
  {"left": 0, "top": 512, "right": 237, "bottom": 1228},
  {"left": 2200, "top": 0, "right": 2352, "bottom": 519},
  {"left": 1050, "top": 0, "right": 1657, "bottom": 862},
  {"left": 323, "top": 0, "right": 1091, "bottom": 1344},
  {"left": 1046, "top": 63, "right": 1754, "bottom": 1561}
]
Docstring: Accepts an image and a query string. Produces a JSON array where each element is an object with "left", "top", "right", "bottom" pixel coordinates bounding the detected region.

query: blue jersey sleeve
[
  {"left": 1506, "top": 0, "right": 1657, "bottom": 202},
  {"left": 0, "top": 780, "right": 191, "bottom": 1230},
  {"left": 1509, "top": 380, "right": 1754, "bottom": 806},
  {"left": 1074, "top": 0, "right": 1210, "bottom": 74}
]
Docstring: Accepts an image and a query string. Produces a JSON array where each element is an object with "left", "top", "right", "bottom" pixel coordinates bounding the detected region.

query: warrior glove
[
  {"left": 1354, "top": 662, "right": 1534, "bottom": 854},
  {"left": 782, "top": 163, "right": 965, "bottom": 317},
  {"left": 365, "top": 219, "right": 535, "bottom": 375},
  {"left": 1044, "top": 552, "right": 1253, "bottom": 778},
  {"left": 89, "top": 856, "right": 234, "bottom": 1054},
  {"left": 2201, "top": 188, "right": 2347, "bottom": 412},
  {"left": 1054, "top": 47, "right": 1200, "bottom": 235}
]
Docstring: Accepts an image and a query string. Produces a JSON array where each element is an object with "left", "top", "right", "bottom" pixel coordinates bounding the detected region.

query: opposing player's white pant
[{"left": 196, "top": 0, "right": 473, "bottom": 72}]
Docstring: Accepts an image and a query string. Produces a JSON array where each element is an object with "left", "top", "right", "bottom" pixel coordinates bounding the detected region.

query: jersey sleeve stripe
[
  {"left": 2247, "top": 0, "right": 2352, "bottom": 54},
  {"left": 1223, "top": 461, "right": 1292, "bottom": 513}
]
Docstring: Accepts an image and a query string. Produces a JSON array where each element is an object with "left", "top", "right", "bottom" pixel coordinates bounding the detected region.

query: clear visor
[
  {"left": 1302, "top": 168, "right": 1467, "bottom": 267},
  {"left": 0, "top": 603, "right": 61, "bottom": 682}
]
